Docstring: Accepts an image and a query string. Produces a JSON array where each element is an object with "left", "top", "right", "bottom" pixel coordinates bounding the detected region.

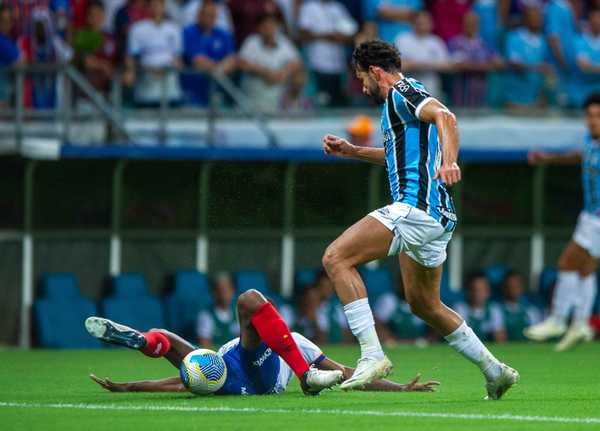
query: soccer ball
[{"left": 179, "top": 349, "right": 227, "bottom": 395}]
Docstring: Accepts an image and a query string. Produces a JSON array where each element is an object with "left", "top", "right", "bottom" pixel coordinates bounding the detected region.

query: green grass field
[{"left": 1, "top": 343, "right": 599, "bottom": 430}]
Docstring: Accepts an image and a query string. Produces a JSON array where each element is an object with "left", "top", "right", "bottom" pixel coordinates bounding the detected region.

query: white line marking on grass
[{"left": 1, "top": 401, "right": 599, "bottom": 425}]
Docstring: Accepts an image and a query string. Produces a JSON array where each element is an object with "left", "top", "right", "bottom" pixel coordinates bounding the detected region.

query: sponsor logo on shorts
[
  {"left": 252, "top": 348, "right": 273, "bottom": 367},
  {"left": 378, "top": 207, "right": 391, "bottom": 217},
  {"left": 437, "top": 206, "right": 457, "bottom": 222}
]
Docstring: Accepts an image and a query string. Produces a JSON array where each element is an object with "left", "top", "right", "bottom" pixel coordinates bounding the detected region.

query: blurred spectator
[
  {"left": 544, "top": 0, "right": 578, "bottom": 106},
  {"left": 20, "top": 9, "right": 73, "bottom": 109},
  {"left": 364, "top": 0, "right": 422, "bottom": 43},
  {"left": 239, "top": 13, "right": 303, "bottom": 112},
  {"left": 228, "top": 0, "right": 286, "bottom": 47},
  {"left": 125, "top": 0, "right": 182, "bottom": 107},
  {"left": 455, "top": 272, "right": 506, "bottom": 342},
  {"left": 427, "top": 0, "right": 473, "bottom": 43},
  {"left": 0, "top": 6, "right": 20, "bottom": 107},
  {"left": 181, "top": 0, "right": 236, "bottom": 106},
  {"left": 196, "top": 272, "right": 239, "bottom": 347},
  {"left": 504, "top": 6, "right": 553, "bottom": 109},
  {"left": 181, "top": 0, "right": 233, "bottom": 33},
  {"left": 354, "top": 21, "right": 379, "bottom": 46},
  {"left": 113, "top": 0, "right": 150, "bottom": 61},
  {"left": 2, "top": 0, "right": 50, "bottom": 38},
  {"left": 497, "top": 271, "right": 542, "bottom": 341},
  {"left": 298, "top": 0, "right": 357, "bottom": 107},
  {"left": 395, "top": 10, "right": 451, "bottom": 98},
  {"left": 346, "top": 115, "right": 374, "bottom": 146},
  {"left": 275, "top": 0, "right": 303, "bottom": 35},
  {"left": 295, "top": 270, "right": 350, "bottom": 344},
  {"left": 573, "top": 9, "right": 600, "bottom": 107},
  {"left": 374, "top": 279, "right": 428, "bottom": 344},
  {"left": 448, "top": 11, "right": 503, "bottom": 107},
  {"left": 472, "top": 0, "right": 505, "bottom": 51},
  {"left": 49, "top": 0, "right": 70, "bottom": 39},
  {"left": 71, "top": 0, "right": 91, "bottom": 30},
  {"left": 73, "top": 1, "right": 116, "bottom": 95}
]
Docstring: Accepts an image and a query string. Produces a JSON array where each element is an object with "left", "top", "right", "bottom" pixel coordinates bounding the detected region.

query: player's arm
[
  {"left": 90, "top": 374, "right": 187, "bottom": 392},
  {"left": 315, "top": 358, "right": 440, "bottom": 392},
  {"left": 528, "top": 150, "right": 582, "bottom": 165},
  {"left": 322, "top": 134, "right": 386, "bottom": 166},
  {"left": 418, "top": 99, "right": 461, "bottom": 186}
]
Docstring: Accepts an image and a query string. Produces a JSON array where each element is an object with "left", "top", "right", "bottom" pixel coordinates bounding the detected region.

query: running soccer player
[
  {"left": 86, "top": 289, "right": 439, "bottom": 395},
  {"left": 320, "top": 40, "right": 518, "bottom": 399},
  {"left": 524, "top": 93, "right": 600, "bottom": 351}
]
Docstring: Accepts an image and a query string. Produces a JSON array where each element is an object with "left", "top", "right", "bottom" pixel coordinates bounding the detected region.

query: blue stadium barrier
[
  {"left": 164, "top": 270, "right": 213, "bottom": 341},
  {"left": 34, "top": 273, "right": 102, "bottom": 349},
  {"left": 101, "top": 273, "right": 166, "bottom": 337}
]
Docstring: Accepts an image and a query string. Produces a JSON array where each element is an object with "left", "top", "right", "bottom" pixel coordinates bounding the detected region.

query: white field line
[{"left": 1, "top": 401, "right": 600, "bottom": 425}]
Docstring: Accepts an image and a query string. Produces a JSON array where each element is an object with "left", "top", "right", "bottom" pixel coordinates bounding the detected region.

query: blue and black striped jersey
[
  {"left": 380, "top": 77, "right": 457, "bottom": 230},
  {"left": 583, "top": 135, "right": 600, "bottom": 216}
]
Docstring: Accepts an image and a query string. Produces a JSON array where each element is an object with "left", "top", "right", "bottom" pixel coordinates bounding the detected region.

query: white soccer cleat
[
  {"left": 301, "top": 366, "right": 343, "bottom": 395},
  {"left": 523, "top": 318, "right": 567, "bottom": 341},
  {"left": 485, "top": 363, "right": 519, "bottom": 400},
  {"left": 554, "top": 323, "right": 595, "bottom": 352},
  {"left": 85, "top": 316, "right": 147, "bottom": 350},
  {"left": 340, "top": 356, "right": 393, "bottom": 390}
]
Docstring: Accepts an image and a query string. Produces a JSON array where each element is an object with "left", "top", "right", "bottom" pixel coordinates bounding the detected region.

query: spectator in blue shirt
[
  {"left": 473, "top": 0, "right": 501, "bottom": 51},
  {"left": 182, "top": 0, "right": 237, "bottom": 105},
  {"left": 0, "top": 6, "right": 21, "bottom": 106},
  {"left": 504, "top": 6, "right": 552, "bottom": 109},
  {"left": 573, "top": 9, "right": 600, "bottom": 107},
  {"left": 545, "top": 0, "right": 579, "bottom": 105},
  {"left": 364, "top": 0, "right": 422, "bottom": 43}
]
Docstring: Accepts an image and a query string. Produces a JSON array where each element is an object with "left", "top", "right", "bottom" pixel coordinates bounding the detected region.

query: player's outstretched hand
[
  {"left": 322, "top": 134, "right": 356, "bottom": 158},
  {"left": 434, "top": 162, "right": 461, "bottom": 186},
  {"left": 90, "top": 374, "right": 128, "bottom": 392},
  {"left": 402, "top": 373, "right": 440, "bottom": 392}
]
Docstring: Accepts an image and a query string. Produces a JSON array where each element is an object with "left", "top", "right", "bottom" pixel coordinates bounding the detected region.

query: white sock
[
  {"left": 573, "top": 273, "right": 598, "bottom": 325},
  {"left": 343, "top": 298, "right": 384, "bottom": 360},
  {"left": 550, "top": 271, "right": 580, "bottom": 326},
  {"left": 444, "top": 321, "right": 502, "bottom": 381}
]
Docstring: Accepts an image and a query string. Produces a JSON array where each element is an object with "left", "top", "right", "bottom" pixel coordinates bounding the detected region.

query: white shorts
[
  {"left": 573, "top": 211, "right": 600, "bottom": 258},
  {"left": 368, "top": 202, "right": 453, "bottom": 268}
]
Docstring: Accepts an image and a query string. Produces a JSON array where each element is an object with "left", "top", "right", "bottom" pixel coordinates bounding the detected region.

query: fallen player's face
[{"left": 586, "top": 104, "right": 600, "bottom": 140}]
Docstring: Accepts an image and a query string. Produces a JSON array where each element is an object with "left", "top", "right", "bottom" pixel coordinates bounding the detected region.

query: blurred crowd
[
  {"left": 3, "top": 0, "right": 600, "bottom": 111},
  {"left": 192, "top": 266, "right": 593, "bottom": 348}
]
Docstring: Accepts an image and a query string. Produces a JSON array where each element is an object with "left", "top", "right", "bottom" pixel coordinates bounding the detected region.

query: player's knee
[
  {"left": 322, "top": 245, "right": 345, "bottom": 273},
  {"left": 237, "top": 289, "right": 267, "bottom": 317}
]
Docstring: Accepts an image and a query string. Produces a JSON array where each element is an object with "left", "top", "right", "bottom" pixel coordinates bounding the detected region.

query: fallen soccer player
[{"left": 86, "top": 289, "right": 440, "bottom": 395}]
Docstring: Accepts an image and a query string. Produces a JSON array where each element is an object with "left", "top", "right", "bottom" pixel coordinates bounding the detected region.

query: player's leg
[
  {"left": 85, "top": 317, "right": 181, "bottom": 365},
  {"left": 237, "top": 289, "right": 342, "bottom": 394},
  {"left": 399, "top": 253, "right": 518, "bottom": 400},
  {"left": 525, "top": 241, "right": 594, "bottom": 341},
  {"left": 321, "top": 215, "right": 394, "bottom": 388},
  {"left": 554, "top": 244, "right": 598, "bottom": 351}
]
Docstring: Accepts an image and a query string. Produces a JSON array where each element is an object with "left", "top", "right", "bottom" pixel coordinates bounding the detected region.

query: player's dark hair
[
  {"left": 584, "top": 93, "right": 600, "bottom": 110},
  {"left": 256, "top": 12, "right": 279, "bottom": 26},
  {"left": 351, "top": 40, "right": 402, "bottom": 73},
  {"left": 465, "top": 271, "right": 487, "bottom": 291}
]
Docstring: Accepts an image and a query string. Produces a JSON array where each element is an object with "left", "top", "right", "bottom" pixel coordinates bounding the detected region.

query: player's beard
[{"left": 366, "top": 77, "right": 385, "bottom": 105}]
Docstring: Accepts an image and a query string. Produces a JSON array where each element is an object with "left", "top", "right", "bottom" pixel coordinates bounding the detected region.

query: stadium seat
[
  {"left": 112, "top": 272, "right": 151, "bottom": 298},
  {"left": 234, "top": 270, "right": 271, "bottom": 295},
  {"left": 100, "top": 273, "right": 166, "bottom": 337},
  {"left": 538, "top": 267, "right": 558, "bottom": 297},
  {"left": 164, "top": 270, "right": 213, "bottom": 341},
  {"left": 34, "top": 273, "right": 102, "bottom": 349},
  {"left": 485, "top": 264, "right": 510, "bottom": 289},
  {"left": 359, "top": 267, "right": 395, "bottom": 304},
  {"left": 40, "top": 273, "right": 81, "bottom": 299}
]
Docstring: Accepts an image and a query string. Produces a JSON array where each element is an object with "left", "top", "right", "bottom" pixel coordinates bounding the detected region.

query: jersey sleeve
[
  {"left": 291, "top": 332, "right": 326, "bottom": 365},
  {"left": 393, "top": 78, "right": 434, "bottom": 119}
]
